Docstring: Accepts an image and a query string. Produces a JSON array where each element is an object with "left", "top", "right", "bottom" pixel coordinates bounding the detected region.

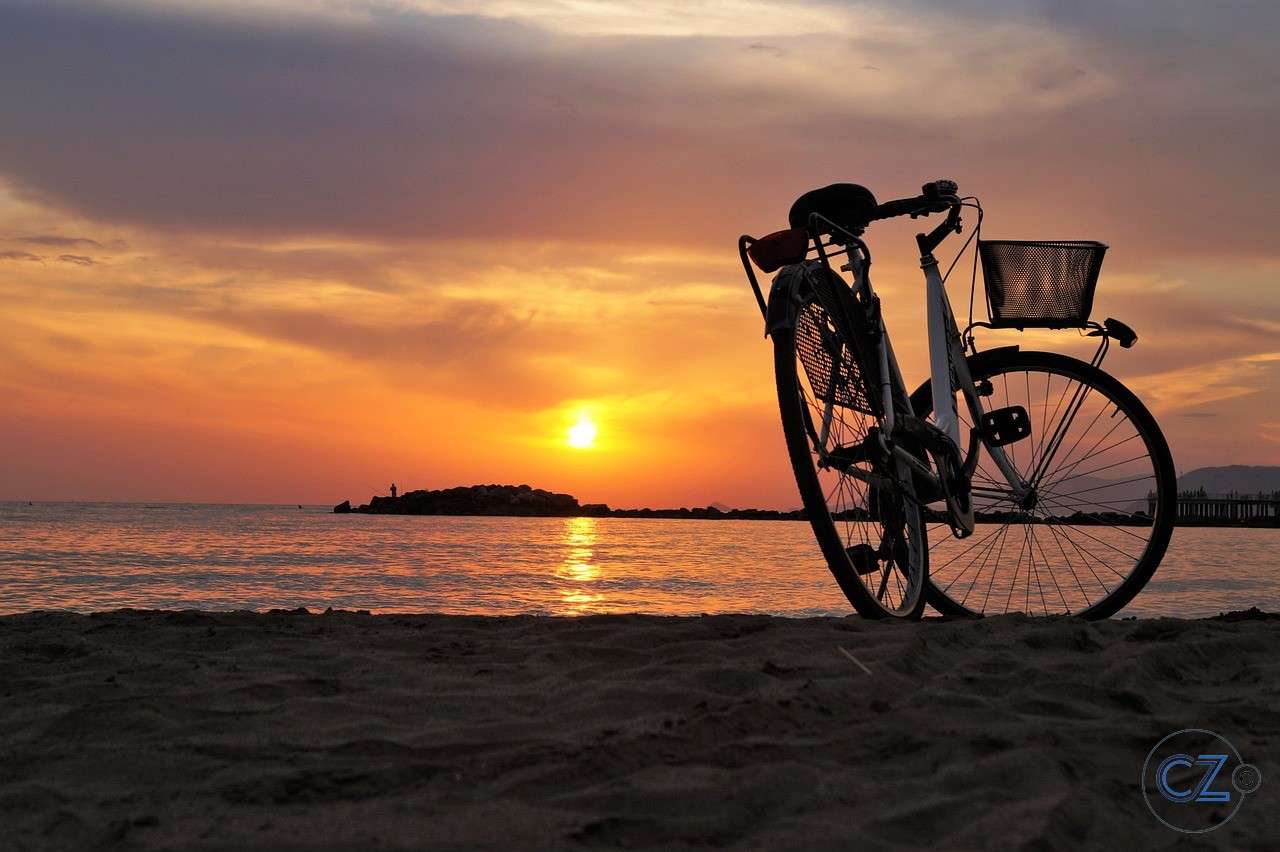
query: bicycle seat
[{"left": 789, "top": 183, "right": 879, "bottom": 233}]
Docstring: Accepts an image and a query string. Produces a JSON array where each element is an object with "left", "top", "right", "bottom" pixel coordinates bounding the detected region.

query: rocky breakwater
[
  {"left": 334, "top": 484, "right": 600, "bottom": 517},
  {"left": 333, "top": 484, "right": 807, "bottom": 520}
]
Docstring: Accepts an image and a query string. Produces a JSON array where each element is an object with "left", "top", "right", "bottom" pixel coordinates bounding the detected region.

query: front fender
[{"left": 908, "top": 345, "right": 1021, "bottom": 413}]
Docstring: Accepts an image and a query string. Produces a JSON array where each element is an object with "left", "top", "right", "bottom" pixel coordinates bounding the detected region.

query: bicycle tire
[{"left": 773, "top": 304, "right": 928, "bottom": 620}]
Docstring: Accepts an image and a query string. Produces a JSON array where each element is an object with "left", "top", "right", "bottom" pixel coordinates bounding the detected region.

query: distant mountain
[
  {"left": 1177, "top": 466, "right": 1280, "bottom": 495},
  {"left": 708, "top": 502, "right": 731, "bottom": 512}
]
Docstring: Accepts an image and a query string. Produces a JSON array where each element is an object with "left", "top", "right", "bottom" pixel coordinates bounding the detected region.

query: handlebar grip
[
  {"left": 873, "top": 195, "right": 930, "bottom": 220},
  {"left": 873, "top": 179, "right": 959, "bottom": 221}
]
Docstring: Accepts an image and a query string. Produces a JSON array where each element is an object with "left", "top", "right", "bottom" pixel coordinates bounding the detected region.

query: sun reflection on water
[{"left": 555, "top": 516, "right": 604, "bottom": 613}]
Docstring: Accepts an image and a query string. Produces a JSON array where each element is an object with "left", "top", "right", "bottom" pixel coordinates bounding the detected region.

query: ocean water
[{"left": 0, "top": 502, "right": 1274, "bottom": 618}]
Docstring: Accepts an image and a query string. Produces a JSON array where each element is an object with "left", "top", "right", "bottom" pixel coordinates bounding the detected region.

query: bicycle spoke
[
  {"left": 1004, "top": 524, "right": 1029, "bottom": 612},
  {"left": 1031, "top": 522, "right": 1071, "bottom": 613},
  {"left": 1041, "top": 519, "right": 1091, "bottom": 606},
  {"left": 1038, "top": 416, "right": 1135, "bottom": 481},
  {"left": 1040, "top": 445, "right": 1147, "bottom": 492},
  {"left": 955, "top": 521, "right": 1010, "bottom": 602},
  {"left": 1051, "top": 522, "right": 1120, "bottom": 589},
  {"left": 945, "top": 523, "right": 1009, "bottom": 597},
  {"left": 1043, "top": 474, "right": 1154, "bottom": 499},
  {"left": 1035, "top": 493, "right": 1153, "bottom": 544},
  {"left": 980, "top": 521, "right": 1011, "bottom": 613},
  {"left": 1031, "top": 387, "right": 1102, "bottom": 486},
  {"left": 1036, "top": 511, "right": 1140, "bottom": 570}
]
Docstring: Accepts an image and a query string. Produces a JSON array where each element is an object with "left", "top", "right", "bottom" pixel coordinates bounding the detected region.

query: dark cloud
[
  {"left": 1, "top": 250, "right": 43, "bottom": 262},
  {"left": 17, "top": 235, "right": 101, "bottom": 248},
  {"left": 0, "top": 0, "right": 1275, "bottom": 259},
  {"left": 0, "top": 2, "right": 713, "bottom": 243},
  {"left": 57, "top": 254, "right": 95, "bottom": 266}
]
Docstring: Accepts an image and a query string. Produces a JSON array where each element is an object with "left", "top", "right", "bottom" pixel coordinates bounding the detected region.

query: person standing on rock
[{"left": 390, "top": 483, "right": 398, "bottom": 499}]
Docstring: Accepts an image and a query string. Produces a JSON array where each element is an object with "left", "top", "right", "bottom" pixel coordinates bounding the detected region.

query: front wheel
[
  {"left": 772, "top": 296, "right": 928, "bottom": 620},
  {"left": 912, "top": 349, "right": 1176, "bottom": 619}
]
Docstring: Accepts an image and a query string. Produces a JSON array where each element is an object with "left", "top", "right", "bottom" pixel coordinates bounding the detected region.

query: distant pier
[{"left": 1151, "top": 488, "right": 1280, "bottom": 526}]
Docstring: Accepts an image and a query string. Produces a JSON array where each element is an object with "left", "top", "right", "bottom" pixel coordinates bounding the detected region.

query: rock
[
  {"left": 333, "top": 485, "right": 810, "bottom": 521},
  {"left": 345, "top": 484, "right": 583, "bottom": 517}
]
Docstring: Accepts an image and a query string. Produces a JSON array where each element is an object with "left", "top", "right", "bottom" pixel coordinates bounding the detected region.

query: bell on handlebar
[{"left": 923, "top": 179, "right": 958, "bottom": 199}]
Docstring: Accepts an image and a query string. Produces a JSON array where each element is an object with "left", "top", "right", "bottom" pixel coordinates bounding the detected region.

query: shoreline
[
  {"left": 336, "top": 504, "right": 1279, "bottom": 528},
  {"left": 332, "top": 485, "right": 1278, "bottom": 527}
]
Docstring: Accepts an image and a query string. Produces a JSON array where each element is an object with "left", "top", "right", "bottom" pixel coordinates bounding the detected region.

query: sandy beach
[{"left": 2, "top": 608, "right": 1277, "bottom": 850}]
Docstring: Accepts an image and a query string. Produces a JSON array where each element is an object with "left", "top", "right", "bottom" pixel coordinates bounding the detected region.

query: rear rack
[{"left": 738, "top": 213, "right": 869, "bottom": 321}]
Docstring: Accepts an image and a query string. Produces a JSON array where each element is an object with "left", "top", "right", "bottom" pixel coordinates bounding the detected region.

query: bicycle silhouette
[{"left": 740, "top": 180, "right": 1174, "bottom": 619}]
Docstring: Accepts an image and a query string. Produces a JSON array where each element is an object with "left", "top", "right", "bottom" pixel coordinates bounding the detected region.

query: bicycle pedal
[
  {"left": 978, "top": 405, "right": 1031, "bottom": 447},
  {"left": 846, "top": 543, "right": 880, "bottom": 575},
  {"left": 820, "top": 442, "right": 872, "bottom": 471}
]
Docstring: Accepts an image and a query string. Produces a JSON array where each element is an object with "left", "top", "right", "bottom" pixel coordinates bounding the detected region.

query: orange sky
[{"left": 2, "top": 1, "right": 1278, "bottom": 507}]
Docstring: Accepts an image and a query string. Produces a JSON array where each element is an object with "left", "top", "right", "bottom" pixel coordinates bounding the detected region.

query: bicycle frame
[
  {"left": 809, "top": 215, "right": 1031, "bottom": 534},
  {"left": 917, "top": 247, "right": 1029, "bottom": 503},
  {"left": 739, "top": 210, "right": 1037, "bottom": 537}
]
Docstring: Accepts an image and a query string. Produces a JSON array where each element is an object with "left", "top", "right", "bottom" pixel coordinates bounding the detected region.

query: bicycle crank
[
  {"left": 933, "top": 447, "right": 975, "bottom": 538},
  {"left": 894, "top": 415, "right": 974, "bottom": 538}
]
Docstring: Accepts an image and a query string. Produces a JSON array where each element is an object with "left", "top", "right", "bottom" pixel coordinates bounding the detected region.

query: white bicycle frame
[{"left": 842, "top": 248, "right": 1029, "bottom": 526}]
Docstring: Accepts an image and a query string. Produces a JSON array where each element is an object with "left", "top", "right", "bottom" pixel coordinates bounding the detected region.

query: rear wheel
[
  {"left": 912, "top": 349, "right": 1175, "bottom": 619},
  {"left": 773, "top": 291, "right": 928, "bottom": 619}
]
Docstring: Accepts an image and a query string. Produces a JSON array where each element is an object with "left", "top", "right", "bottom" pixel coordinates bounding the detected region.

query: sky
[{"left": 1, "top": 0, "right": 1278, "bottom": 508}]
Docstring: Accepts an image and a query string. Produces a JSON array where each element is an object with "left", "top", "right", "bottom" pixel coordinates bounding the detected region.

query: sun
[{"left": 567, "top": 415, "right": 598, "bottom": 449}]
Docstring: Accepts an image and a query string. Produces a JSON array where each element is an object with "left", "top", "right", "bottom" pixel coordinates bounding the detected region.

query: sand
[{"left": 1, "top": 609, "right": 1277, "bottom": 850}]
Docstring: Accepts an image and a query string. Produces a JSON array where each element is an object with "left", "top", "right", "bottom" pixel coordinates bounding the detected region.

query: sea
[{"left": 0, "top": 502, "right": 1275, "bottom": 618}]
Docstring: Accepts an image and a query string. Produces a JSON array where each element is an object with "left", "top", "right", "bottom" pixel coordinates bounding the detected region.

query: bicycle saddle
[{"left": 788, "top": 183, "right": 878, "bottom": 233}]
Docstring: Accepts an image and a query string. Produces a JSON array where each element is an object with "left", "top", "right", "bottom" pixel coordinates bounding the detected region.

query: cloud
[
  {"left": 1, "top": 250, "right": 43, "bottom": 262},
  {"left": 1128, "top": 352, "right": 1280, "bottom": 414},
  {"left": 17, "top": 234, "right": 101, "bottom": 248},
  {"left": 57, "top": 253, "right": 95, "bottom": 266},
  {"left": 0, "top": 1, "right": 1275, "bottom": 257},
  {"left": 194, "top": 299, "right": 560, "bottom": 381},
  {"left": 745, "top": 42, "right": 786, "bottom": 58}
]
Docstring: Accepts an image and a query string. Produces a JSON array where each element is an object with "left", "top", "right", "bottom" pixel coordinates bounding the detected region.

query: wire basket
[{"left": 979, "top": 240, "right": 1107, "bottom": 328}]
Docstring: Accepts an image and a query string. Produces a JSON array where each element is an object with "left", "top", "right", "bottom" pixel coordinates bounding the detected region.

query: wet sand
[{"left": 2, "top": 608, "right": 1277, "bottom": 849}]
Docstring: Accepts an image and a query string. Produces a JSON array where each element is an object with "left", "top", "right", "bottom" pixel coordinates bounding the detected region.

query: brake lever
[{"left": 909, "top": 196, "right": 961, "bottom": 219}]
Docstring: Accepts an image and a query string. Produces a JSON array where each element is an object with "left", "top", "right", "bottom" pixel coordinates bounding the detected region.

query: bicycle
[{"left": 738, "top": 180, "right": 1175, "bottom": 620}]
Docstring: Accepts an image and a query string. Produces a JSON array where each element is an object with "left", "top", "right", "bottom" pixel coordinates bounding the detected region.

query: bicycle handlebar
[{"left": 872, "top": 179, "right": 959, "bottom": 222}]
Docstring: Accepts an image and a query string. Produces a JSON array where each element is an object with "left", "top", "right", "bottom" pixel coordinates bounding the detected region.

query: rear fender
[{"left": 764, "top": 263, "right": 808, "bottom": 338}]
